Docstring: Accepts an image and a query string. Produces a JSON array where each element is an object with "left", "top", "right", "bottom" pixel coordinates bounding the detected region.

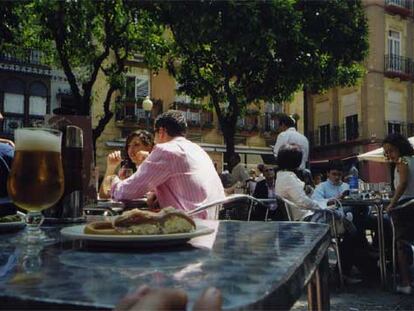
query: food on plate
[
  {"left": 0, "top": 214, "right": 22, "bottom": 223},
  {"left": 84, "top": 207, "right": 195, "bottom": 235}
]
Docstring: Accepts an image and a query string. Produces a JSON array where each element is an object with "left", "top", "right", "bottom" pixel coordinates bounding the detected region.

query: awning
[
  {"left": 357, "top": 136, "right": 414, "bottom": 162},
  {"left": 310, "top": 154, "right": 358, "bottom": 164}
]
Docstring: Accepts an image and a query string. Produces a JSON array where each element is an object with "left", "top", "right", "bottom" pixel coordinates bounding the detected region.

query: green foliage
[
  {"left": 157, "top": 0, "right": 368, "bottom": 156},
  {"left": 7, "top": 0, "right": 168, "bottom": 127}
]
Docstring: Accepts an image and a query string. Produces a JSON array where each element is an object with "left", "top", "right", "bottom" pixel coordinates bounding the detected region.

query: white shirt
[
  {"left": 273, "top": 127, "right": 309, "bottom": 169},
  {"left": 275, "top": 171, "right": 317, "bottom": 221},
  {"left": 231, "top": 163, "right": 249, "bottom": 185}
]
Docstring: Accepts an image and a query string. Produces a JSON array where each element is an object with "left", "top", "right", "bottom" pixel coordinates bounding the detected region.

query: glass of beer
[{"left": 7, "top": 128, "right": 64, "bottom": 244}]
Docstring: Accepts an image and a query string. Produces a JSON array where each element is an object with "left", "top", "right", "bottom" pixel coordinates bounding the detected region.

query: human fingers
[
  {"left": 115, "top": 285, "right": 151, "bottom": 311},
  {"left": 193, "top": 287, "right": 222, "bottom": 311},
  {"left": 128, "top": 288, "right": 188, "bottom": 311}
]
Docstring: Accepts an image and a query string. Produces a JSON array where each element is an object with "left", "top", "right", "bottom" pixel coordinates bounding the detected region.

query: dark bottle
[
  {"left": 43, "top": 125, "right": 84, "bottom": 220},
  {"left": 61, "top": 125, "right": 84, "bottom": 219}
]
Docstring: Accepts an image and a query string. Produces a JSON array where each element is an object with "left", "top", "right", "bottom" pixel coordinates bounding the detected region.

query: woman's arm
[
  {"left": 98, "top": 151, "right": 122, "bottom": 199},
  {"left": 387, "top": 159, "right": 409, "bottom": 210}
]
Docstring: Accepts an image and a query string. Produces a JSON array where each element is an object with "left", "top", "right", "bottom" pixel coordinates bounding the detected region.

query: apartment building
[
  {"left": 307, "top": 0, "right": 414, "bottom": 182},
  {"left": 0, "top": 50, "right": 73, "bottom": 140}
]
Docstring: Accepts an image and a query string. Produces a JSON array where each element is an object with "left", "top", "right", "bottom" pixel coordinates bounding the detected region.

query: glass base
[{"left": 14, "top": 212, "right": 54, "bottom": 245}]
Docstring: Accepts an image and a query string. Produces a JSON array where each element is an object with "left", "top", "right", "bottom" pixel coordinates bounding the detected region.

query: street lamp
[{"left": 142, "top": 96, "right": 153, "bottom": 130}]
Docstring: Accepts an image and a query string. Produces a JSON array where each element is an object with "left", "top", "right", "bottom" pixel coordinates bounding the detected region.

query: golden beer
[
  {"left": 8, "top": 150, "right": 64, "bottom": 212},
  {"left": 7, "top": 128, "right": 64, "bottom": 213}
]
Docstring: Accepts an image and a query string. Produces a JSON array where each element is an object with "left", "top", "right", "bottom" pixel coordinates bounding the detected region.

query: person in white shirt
[
  {"left": 229, "top": 154, "right": 249, "bottom": 189},
  {"left": 273, "top": 113, "right": 309, "bottom": 170}
]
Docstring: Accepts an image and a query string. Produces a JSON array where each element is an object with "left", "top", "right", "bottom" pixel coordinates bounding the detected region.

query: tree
[
  {"left": 8, "top": 0, "right": 168, "bottom": 150},
  {"left": 0, "top": 0, "right": 20, "bottom": 47},
  {"left": 157, "top": 0, "right": 368, "bottom": 166}
]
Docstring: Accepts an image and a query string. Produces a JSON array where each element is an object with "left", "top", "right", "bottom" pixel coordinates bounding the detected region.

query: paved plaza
[{"left": 292, "top": 279, "right": 414, "bottom": 310}]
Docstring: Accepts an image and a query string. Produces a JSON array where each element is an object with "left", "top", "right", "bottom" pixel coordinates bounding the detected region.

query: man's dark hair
[
  {"left": 154, "top": 110, "right": 187, "bottom": 137},
  {"left": 277, "top": 144, "right": 302, "bottom": 171},
  {"left": 276, "top": 113, "right": 296, "bottom": 128},
  {"left": 328, "top": 160, "right": 344, "bottom": 172}
]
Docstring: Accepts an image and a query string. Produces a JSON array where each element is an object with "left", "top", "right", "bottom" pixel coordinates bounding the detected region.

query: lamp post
[{"left": 142, "top": 96, "right": 153, "bottom": 130}]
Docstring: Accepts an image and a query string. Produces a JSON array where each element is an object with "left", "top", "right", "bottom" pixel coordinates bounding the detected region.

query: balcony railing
[
  {"left": 385, "top": 121, "right": 409, "bottom": 136},
  {"left": 385, "top": 0, "right": 413, "bottom": 17},
  {"left": 309, "top": 123, "right": 362, "bottom": 147},
  {"left": 384, "top": 54, "right": 414, "bottom": 80},
  {"left": 115, "top": 97, "right": 163, "bottom": 128},
  {"left": 0, "top": 49, "right": 46, "bottom": 66}
]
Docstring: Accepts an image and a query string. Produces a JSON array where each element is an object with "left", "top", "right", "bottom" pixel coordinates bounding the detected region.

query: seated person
[
  {"left": 252, "top": 165, "right": 287, "bottom": 221},
  {"left": 275, "top": 144, "right": 366, "bottom": 283},
  {"left": 0, "top": 138, "right": 16, "bottom": 217},
  {"left": 111, "top": 111, "right": 225, "bottom": 219},
  {"left": 228, "top": 153, "right": 249, "bottom": 193},
  {"left": 99, "top": 130, "right": 153, "bottom": 199}
]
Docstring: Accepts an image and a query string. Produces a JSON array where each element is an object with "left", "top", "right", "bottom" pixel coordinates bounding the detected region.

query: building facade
[{"left": 307, "top": 0, "right": 414, "bottom": 182}]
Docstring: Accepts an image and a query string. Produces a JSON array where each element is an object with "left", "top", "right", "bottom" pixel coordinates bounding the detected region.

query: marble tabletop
[{"left": 0, "top": 221, "right": 330, "bottom": 310}]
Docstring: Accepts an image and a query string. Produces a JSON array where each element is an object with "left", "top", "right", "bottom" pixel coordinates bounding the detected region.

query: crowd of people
[{"left": 2, "top": 110, "right": 414, "bottom": 307}]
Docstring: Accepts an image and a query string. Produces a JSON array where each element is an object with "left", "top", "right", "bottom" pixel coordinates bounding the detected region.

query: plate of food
[
  {"left": 0, "top": 214, "right": 26, "bottom": 233},
  {"left": 61, "top": 207, "right": 214, "bottom": 244}
]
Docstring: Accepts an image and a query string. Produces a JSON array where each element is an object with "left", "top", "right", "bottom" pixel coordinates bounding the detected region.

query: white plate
[
  {"left": 60, "top": 223, "right": 214, "bottom": 244},
  {"left": 0, "top": 220, "right": 26, "bottom": 233}
]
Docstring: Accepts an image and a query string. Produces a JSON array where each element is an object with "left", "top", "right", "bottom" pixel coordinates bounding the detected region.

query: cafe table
[
  {"left": 0, "top": 220, "right": 330, "bottom": 310},
  {"left": 341, "top": 197, "right": 389, "bottom": 287}
]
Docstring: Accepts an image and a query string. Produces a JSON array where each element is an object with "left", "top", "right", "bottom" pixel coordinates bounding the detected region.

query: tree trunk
[{"left": 220, "top": 118, "right": 236, "bottom": 171}]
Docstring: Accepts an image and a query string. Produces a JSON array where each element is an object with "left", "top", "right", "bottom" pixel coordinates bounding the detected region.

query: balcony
[
  {"left": 384, "top": 54, "right": 414, "bottom": 81},
  {"left": 170, "top": 101, "right": 214, "bottom": 130},
  {"left": 0, "top": 49, "right": 48, "bottom": 68},
  {"left": 115, "top": 97, "right": 163, "bottom": 129},
  {"left": 309, "top": 123, "right": 362, "bottom": 147},
  {"left": 385, "top": 0, "right": 413, "bottom": 18},
  {"left": 385, "top": 121, "right": 409, "bottom": 136}
]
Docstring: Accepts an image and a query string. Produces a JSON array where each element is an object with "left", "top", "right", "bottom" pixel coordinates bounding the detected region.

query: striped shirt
[{"left": 112, "top": 137, "right": 225, "bottom": 219}]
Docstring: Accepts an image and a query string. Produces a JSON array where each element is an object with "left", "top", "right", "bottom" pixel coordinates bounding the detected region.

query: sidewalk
[{"left": 292, "top": 280, "right": 414, "bottom": 310}]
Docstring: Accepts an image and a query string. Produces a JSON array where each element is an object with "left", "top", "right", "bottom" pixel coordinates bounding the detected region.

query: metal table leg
[
  {"left": 307, "top": 254, "right": 330, "bottom": 311},
  {"left": 375, "top": 203, "right": 387, "bottom": 287}
]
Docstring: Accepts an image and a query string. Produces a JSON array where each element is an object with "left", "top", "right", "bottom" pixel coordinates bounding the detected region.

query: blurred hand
[
  {"left": 107, "top": 151, "right": 122, "bottom": 173},
  {"left": 131, "top": 151, "right": 149, "bottom": 166},
  {"left": 115, "top": 286, "right": 221, "bottom": 311},
  {"left": 146, "top": 192, "right": 159, "bottom": 209}
]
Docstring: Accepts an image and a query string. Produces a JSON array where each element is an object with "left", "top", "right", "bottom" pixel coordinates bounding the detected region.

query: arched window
[
  {"left": 29, "top": 82, "right": 48, "bottom": 116},
  {"left": 3, "top": 78, "right": 25, "bottom": 114}
]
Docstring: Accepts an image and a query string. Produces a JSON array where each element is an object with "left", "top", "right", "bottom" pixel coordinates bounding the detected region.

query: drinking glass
[
  {"left": 119, "top": 168, "right": 134, "bottom": 180},
  {"left": 7, "top": 128, "right": 64, "bottom": 244}
]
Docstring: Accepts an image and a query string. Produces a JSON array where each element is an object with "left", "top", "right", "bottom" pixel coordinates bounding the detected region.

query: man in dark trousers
[{"left": 252, "top": 165, "right": 287, "bottom": 221}]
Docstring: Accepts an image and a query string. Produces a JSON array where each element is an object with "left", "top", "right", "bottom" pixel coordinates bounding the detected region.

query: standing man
[
  {"left": 273, "top": 113, "right": 309, "bottom": 170},
  {"left": 111, "top": 110, "right": 225, "bottom": 219}
]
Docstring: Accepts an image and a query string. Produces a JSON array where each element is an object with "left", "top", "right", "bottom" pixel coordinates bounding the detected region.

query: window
[
  {"left": 4, "top": 93, "right": 24, "bottom": 114},
  {"left": 319, "top": 124, "right": 331, "bottom": 146},
  {"left": 345, "top": 114, "right": 359, "bottom": 141},
  {"left": 388, "top": 30, "right": 402, "bottom": 71},
  {"left": 29, "top": 82, "right": 48, "bottom": 116},
  {"left": 388, "top": 122, "right": 402, "bottom": 134},
  {"left": 175, "top": 82, "right": 192, "bottom": 103},
  {"left": 124, "top": 74, "right": 150, "bottom": 99}
]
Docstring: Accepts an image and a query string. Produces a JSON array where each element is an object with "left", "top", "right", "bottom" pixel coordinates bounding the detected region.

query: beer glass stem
[{"left": 24, "top": 212, "right": 46, "bottom": 243}]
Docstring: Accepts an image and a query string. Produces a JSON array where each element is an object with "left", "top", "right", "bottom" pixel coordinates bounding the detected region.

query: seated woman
[
  {"left": 383, "top": 133, "right": 414, "bottom": 294},
  {"left": 275, "top": 144, "right": 366, "bottom": 283},
  {"left": 99, "top": 130, "right": 154, "bottom": 199}
]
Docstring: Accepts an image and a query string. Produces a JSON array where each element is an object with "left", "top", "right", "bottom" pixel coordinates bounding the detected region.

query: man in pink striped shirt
[{"left": 111, "top": 110, "right": 225, "bottom": 219}]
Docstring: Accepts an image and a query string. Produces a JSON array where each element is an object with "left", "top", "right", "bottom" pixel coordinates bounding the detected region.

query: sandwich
[{"left": 84, "top": 207, "right": 196, "bottom": 235}]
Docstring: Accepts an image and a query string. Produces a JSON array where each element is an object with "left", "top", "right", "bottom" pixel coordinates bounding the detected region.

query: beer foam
[{"left": 15, "top": 128, "right": 62, "bottom": 152}]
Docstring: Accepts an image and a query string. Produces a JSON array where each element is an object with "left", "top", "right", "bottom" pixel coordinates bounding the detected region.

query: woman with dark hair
[
  {"left": 383, "top": 133, "right": 414, "bottom": 294},
  {"left": 99, "top": 130, "right": 154, "bottom": 199},
  {"left": 276, "top": 144, "right": 364, "bottom": 283}
]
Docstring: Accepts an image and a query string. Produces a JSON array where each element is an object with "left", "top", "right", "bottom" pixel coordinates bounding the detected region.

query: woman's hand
[
  {"left": 106, "top": 151, "right": 122, "bottom": 174},
  {"left": 386, "top": 203, "right": 395, "bottom": 213}
]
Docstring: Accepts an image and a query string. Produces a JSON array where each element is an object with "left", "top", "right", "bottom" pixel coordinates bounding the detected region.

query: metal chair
[
  {"left": 389, "top": 198, "right": 414, "bottom": 290},
  {"left": 187, "top": 194, "right": 277, "bottom": 221},
  {"left": 281, "top": 197, "right": 345, "bottom": 287}
]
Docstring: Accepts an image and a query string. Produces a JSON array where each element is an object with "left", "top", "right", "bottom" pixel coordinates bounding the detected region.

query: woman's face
[
  {"left": 127, "top": 136, "right": 151, "bottom": 164},
  {"left": 383, "top": 143, "right": 400, "bottom": 162}
]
